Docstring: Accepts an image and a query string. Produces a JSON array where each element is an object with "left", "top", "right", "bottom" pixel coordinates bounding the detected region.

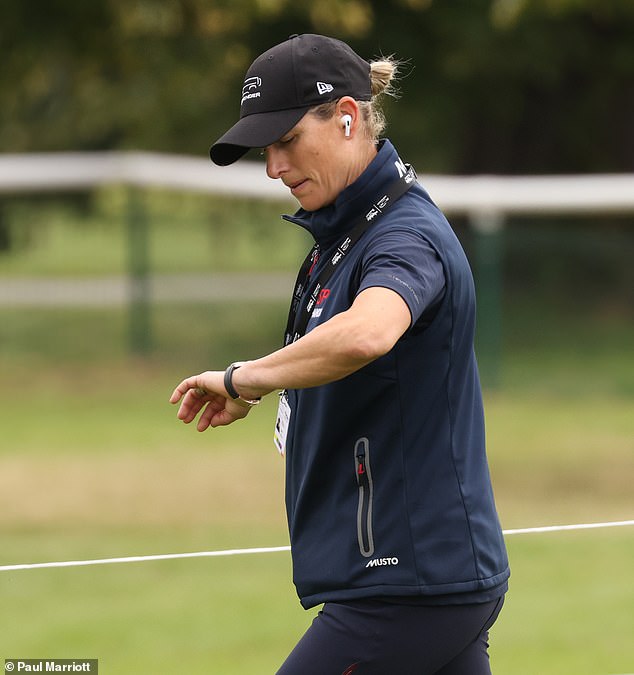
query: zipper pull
[{"left": 356, "top": 448, "right": 368, "bottom": 487}]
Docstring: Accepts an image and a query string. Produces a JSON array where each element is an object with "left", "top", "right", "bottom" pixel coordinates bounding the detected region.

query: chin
[
  {"left": 297, "top": 199, "right": 318, "bottom": 211},
  {"left": 297, "top": 195, "right": 331, "bottom": 212}
]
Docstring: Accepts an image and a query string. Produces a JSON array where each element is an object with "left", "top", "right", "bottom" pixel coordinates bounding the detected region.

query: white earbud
[{"left": 341, "top": 114, "right": 352, "bottom": 137}]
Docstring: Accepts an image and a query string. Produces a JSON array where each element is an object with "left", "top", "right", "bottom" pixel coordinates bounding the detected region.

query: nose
[{"left": 265, "top": 146, "right": 289, "bottom": 180}]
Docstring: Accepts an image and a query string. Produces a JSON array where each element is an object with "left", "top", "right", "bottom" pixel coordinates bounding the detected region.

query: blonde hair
[{"left": 309, "top": 55, "right": 401, "bottom": 141}]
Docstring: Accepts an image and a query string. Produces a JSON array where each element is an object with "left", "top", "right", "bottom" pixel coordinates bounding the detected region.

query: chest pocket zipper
[{"left": 355, "top": 437, "right": 375, "bottom": 558}]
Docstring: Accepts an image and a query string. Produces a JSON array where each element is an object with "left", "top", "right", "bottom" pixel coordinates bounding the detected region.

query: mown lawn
[
  {"left": 1, "top": 196, "right": 632, "bottom": 672},
  {"left": 0, "top": 359, "right": 632, "bottom": 673}
]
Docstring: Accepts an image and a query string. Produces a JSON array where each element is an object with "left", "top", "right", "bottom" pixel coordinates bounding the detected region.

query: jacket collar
[{"left": 283, "top": 139, "right": 401, "bottom": 249}]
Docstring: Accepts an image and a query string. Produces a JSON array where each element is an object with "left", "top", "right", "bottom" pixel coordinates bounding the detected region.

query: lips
[{"left": 288, "top": 179, "right": 308, "bottom": 194}]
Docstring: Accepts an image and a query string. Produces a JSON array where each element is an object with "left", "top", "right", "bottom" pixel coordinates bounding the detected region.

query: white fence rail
[
  {"left": 1, "top": 152, "right": 632, "bottom": 376},
  {"left": 2, "top": 151, "right": 634, "bottom": 216}
]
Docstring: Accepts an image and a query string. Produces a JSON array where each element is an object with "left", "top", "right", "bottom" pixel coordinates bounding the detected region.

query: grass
[
  {"left": 495, "top": 530, "right": 634, "bottom": 675},
  {"left": 0, "top": 356, "right": 632, "bottom": 673},
  {"left": 1, "top": 196, "right": 633, "bottom": 672},
  {"left": 0, "top": 188, "right": 306, "bottom": 278},
  {"left": 3, "top": 531, "right": 632, "bottom": 674},
  {"left": 2, "top": 543, "right": 310, "bottom": 673}
]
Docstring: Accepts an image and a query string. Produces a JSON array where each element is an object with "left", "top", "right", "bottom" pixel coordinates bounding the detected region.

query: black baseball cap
[{"left": 209, "top": 34, "right": 372, "bottom": 166}]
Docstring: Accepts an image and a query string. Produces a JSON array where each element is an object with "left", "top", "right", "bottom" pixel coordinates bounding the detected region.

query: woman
[{"left": 170, "top": 34, "right": 509, "bottom": 674}]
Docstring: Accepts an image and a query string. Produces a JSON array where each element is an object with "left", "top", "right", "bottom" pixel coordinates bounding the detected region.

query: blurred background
[{"left": 0, "top": 1, "right": 633, "bottom": 673}]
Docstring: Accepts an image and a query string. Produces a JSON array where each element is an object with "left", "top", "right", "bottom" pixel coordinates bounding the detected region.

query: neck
[{"left": 345, "top": 141, "right": 378, "bottom": 190}]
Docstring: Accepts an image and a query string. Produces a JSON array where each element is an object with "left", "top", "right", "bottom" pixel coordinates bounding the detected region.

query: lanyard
[{"left": 283, "top": 163, "right": 417, "bottom": 346}]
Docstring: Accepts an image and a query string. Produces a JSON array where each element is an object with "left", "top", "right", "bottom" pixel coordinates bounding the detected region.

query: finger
[
  {"left": 169, "top": 375, "right": 203, "bottom": 404},
  {"left": 202, "top": 408, "right": 245, "bottom": 430},
  {"left": 176, "top": 398, "right": 201, "bottom": 424},
  {"left": 197, "top": 398, "right": 251, "bottom": 431},
  {"left": 195, "top": 397, "right": 228, "bottom": 431},
  {"left": 169, "top": 380, "right": 189, "bottom": 404},
  {"left": 176, "top": 389, "right": 214, "bottom": 423}
]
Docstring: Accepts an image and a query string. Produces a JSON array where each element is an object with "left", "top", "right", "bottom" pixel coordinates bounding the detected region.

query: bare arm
[
  {"left": 236, "top": 286, "right": 411, "bottom": 395},
  {"left": 170, "top": 286, "right": 411, "bottom": 430}
]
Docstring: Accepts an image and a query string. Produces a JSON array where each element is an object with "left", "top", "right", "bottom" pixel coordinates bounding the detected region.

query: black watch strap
[{"left": 224, "top": 362, "right": 242, "bottom": 399}]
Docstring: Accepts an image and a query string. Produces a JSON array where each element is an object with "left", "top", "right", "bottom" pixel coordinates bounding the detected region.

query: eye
[{"left": 279, "top": 134, "right": 296, "bottom": 146}]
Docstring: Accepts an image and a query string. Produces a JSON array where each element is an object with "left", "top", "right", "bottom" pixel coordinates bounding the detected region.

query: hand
[{"left": 169, "top": 371, "right": 252, "bottom": 431}]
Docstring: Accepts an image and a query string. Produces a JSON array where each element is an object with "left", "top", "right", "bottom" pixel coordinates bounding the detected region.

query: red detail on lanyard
[
  {"left": 316, "top": 288, "right": 331, "bottom": 306},
  {"left": 308, "top": 252, "right": 320, "bottom": 275}
]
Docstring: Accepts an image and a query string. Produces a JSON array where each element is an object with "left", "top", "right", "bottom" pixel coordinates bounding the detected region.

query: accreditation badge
[{"left": 274, "top": 391, "right": 291, "bottom": 457}]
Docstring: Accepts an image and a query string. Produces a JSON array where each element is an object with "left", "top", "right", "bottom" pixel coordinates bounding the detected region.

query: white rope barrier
[
  {"left": 501, "top": 519, "right": 634, "bottom": 535},
  {"left": 0, "top": 546, "right": 292, "bottom": 573},
  {"left": 0, "top": 520, "right": 632, "bottom": 573}
]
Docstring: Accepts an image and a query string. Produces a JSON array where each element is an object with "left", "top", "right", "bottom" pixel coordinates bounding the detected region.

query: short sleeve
[{"left": 356, "top": 228, "right": 445, "bottom": 326}]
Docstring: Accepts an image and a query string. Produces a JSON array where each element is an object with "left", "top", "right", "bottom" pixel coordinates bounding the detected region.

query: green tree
[{"left": 1, "top": 0, "right": 632, "bottom": 172}]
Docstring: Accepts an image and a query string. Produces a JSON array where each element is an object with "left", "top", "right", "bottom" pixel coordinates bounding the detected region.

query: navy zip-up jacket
[{"left": 282, "top": 140, "right": 509, "bottom": 610}]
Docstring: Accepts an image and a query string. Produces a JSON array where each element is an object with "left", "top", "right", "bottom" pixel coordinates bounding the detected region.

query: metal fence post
[
  {"left": 126, "top": 187, "right": 152, "bottom": 355},
  {"left": 470, "top": 211, "right": 504, "bottom": 388}
]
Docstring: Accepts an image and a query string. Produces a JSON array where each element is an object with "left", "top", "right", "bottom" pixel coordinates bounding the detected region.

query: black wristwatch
[{"left": 224, "top": 362, "right": 261, "bottom": 407}]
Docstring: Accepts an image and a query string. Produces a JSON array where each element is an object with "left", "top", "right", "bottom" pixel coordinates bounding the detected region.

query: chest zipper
[{"left": 355, "top": 437, "right": 375, "bottom": 558}]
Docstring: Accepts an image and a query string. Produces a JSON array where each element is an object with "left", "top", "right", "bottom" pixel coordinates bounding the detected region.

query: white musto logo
[
  {"left": 316, "top": 81, "right": 334, "bottom": 95},
  {"left": 241, "top": 76, "right": 262, "bottom": 104},
  {"left": 365, "top": 557, "right": 399, "bottom": 568}
]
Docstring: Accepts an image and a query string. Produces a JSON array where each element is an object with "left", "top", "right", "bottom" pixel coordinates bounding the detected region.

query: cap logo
[
  {"left": 316, "top": 81, "right": 334, "bottom": 95},
  {"left": 241, "top": 76, "right": 262, "bottom": 105}
]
